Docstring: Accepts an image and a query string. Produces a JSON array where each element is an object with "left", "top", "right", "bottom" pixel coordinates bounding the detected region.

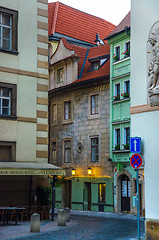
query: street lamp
[
  {"left": 87, "top": 167, "right": 92, "bottom": 176},
  {"left": 72, "top": 168, "right": 76, "bottom": 176}
]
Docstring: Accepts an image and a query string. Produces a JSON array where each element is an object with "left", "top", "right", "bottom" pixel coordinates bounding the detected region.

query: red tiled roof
[
  {"left": 107, "top": 11, "right": 130, "bottom": 39},
  {"left": 73, "top": 44, "right": 110, "bottom": 83},
  {"left": 48, "top": 1, "right": 116, "bottom": 45}
]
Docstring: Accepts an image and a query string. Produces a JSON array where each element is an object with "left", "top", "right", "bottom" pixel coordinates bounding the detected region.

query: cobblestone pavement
[{"left": 5, "top": 215, "right": 145, "bottom": 240}]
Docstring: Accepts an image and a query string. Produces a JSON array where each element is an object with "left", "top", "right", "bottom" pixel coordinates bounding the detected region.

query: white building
[{"left": 131, "top": 0, "right": 159, "bottom": 239}]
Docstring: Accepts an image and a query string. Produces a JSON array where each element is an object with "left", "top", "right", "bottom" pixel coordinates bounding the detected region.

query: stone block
[
  {"left": 58, "top": 209, "right": 66, "bottom": 226},
  {"left": 30, "top": 213, "right": 40, "bottom": 233},
  {"left": 65, "top": 207, "right": 70, "bottom": 222}
]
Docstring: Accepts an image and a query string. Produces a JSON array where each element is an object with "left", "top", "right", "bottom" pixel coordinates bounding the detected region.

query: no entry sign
[{"left": 130, "top": 154, "right": 142, "bottom": 169}]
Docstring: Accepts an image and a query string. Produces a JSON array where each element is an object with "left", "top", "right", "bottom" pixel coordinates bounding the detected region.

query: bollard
[
  {"left": 58, "top": 209, "right": 66, "bottom": 226},
  {"left": 30, "top": 213, "right": 40, "bottom": 232},
  {"left": 65, "top": 207, "right": 70, "bottom": 222}
]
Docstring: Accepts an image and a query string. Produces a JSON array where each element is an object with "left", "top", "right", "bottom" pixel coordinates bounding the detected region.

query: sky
[{"left": 48, "top": 0, "right": 131, "bottom": 26}]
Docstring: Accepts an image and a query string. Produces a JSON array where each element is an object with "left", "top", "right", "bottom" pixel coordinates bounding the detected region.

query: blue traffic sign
[{"left": 130, "top": 137, "right": 141, "bottom": 153}]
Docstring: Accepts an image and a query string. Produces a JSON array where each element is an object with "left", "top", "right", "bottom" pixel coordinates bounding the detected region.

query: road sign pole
[{"left": 136, "top": 169, "right": 140, "bottom": 240}]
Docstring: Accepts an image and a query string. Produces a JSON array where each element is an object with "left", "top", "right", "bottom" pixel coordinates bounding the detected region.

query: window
[
  {"left": 115, "top": 46, "right": 120, "bottom": 60},
  {"left": 0, "top": 87, "right": 11, "bottom": 115},
  {"left": 91, "top": 94, "right": 99, "bottom": 115},
  {"left": 91, "top": 137, "right": 99, "bottom": 162},
  {"left": 0, "top": 141, "right": 16, "bottom": 162},
  {"left": 124, "top": 127, "right": 130, "bottom": 149},
  {"left": 0, "top": 7, "right": 18, "bottom": 53},
  {"left": 124, "top": 80, "right": 130, "bottom": 94},
  {"left": 114, "top": 83, "right": 120, "bottom": 100},
  {"left": 64, "top": 140, "right": 71, "bottom": 163},
  {"left": 52, "top": 104, "right": 57, "bottom": 122},
  {"left": 52, "top": 142, "right": 57, "bottom": 163},
  {"left": 64, "top": 101, "right": 71, "bottom": 120},
  {"left": 0, "top": 83, "right": 16, "bottom": 118},
  {"left": 98, "top": 183, "right": 106, "bottom": 203},
  {"left": 91, "top": 61, "right": 100, "bottom": 70},
  {"left": 125, "top": 41, "right": 130, "bottom": 55},
  {"left": 114, "top": 128, "right": 120, "bottom": 150},
  {"left": 57, "top": 68, "right": 64, "bottom": 83}
]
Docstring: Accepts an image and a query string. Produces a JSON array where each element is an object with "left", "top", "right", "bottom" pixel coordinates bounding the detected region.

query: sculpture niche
[{"left": 148, "top": 21, "right": 159, "bottom": 106}]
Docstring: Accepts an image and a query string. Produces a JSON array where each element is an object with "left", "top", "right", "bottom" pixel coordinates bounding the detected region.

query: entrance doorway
[
  {"left": 121, "top": 175, "right": 130, "bottom": 212},
  {"left": 83, "top": 182, "right": 91, "bottom": 211},
  {"left": 64, "top": 180, "right": 72, "bottom": 209}
]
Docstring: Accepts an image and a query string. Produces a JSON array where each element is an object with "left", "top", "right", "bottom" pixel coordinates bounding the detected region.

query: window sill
[
  {"left": 112, "top": 97, "right": 130, "bottom": 104},
  {"left": 88, "top": 114, "right": 100, "bottom": 120},
  {"left": 0, "top": 115, "right": 17, "bottom": 120},
  {"left": 113, "top": 56, "right": 130, "bottom": 65},
  {"left": 62, "top": 120, "right": 73, "bottom": 125},
  {"left": 0, "top": 49, "right": 19, "bottom": 55},
  {"left": 112, "top": 149, "right": 130, "bottom": 153}
]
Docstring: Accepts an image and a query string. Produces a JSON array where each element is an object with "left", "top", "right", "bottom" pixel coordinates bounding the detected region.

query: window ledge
[
  {"left": 88, "top": 114, "right": 100, "bottom": 120},
  {"left": 113, "top": 56, "right": 130, "bottom": 65},
  {"left": 112, "top": 97, "right": 130, "bottom": 104},
  {"left": 62, "top": 120, "right": 73, "bottom": 125},
  {"left": 0, "top": 115, "right": 17, "bottom": 120},
  {"left": 112, "top": 149, "right": 130, "bottom": 153},
  {"left": 0, "top": 49, "right": 19, "bottom": 55}
]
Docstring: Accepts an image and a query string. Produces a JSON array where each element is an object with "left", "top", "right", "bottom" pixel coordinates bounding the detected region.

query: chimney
[{"left": 95, "top": 33, "right": 100, "bottom": 46}]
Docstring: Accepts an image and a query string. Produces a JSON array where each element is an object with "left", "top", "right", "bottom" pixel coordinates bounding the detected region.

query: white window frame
[
  {"left": 0, "top": 12, "right": 12, "bottom": 50},
  {"left": 0, "top": 87, "right": 11, "bottom": 116},
  {"left": 62, "top": 98, "right": 73, "bottom": 124},
  {"left": 123, "top": 127, "right": 130, "bottom": 145},
  {"left": 114, "top": 127, "right": 120, "bottom": 149},
  {"left": 114, "top": 45, "right": 120, "bottom": 60},
  {"left": 124, "top": 41, "right": 130, "bottom": 52}
]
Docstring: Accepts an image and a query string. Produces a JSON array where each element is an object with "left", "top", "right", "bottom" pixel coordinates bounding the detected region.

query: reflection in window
[{"left": 91, "top": 137, "right": 99, "bottom": 162}]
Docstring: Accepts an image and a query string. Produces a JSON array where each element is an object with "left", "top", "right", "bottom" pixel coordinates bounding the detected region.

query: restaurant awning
[{"left": 0, "top": 162, "right": 65, "bottom": 176}]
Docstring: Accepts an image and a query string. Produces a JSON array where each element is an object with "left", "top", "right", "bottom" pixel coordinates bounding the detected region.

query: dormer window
[
  {"left": 57, "top": 67, "right": 64, "bottom": 83},
  {"left": 91, "top": 61, "right": 100, "bottom": 70}
]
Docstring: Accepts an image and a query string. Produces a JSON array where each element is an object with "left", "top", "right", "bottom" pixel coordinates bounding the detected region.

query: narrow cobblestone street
[{"left": 6, "top": 215, "right": 145, "bottom": 240}]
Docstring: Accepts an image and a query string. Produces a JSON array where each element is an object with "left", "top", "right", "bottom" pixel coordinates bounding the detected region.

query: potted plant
[
  {"left": 114, "top": 144, "right": 120, "bottom": 150},
  {"left": 121, "top": 48, "right": 130, "bottom": 58},
  {"left": 113, "top": 95, "right": 120, "bottom": 101},
  {"left": 123, "top": 144, "right": 130, "bottom": 150},
  {"left": 121, "top": 91, "right": 130, "bottom": 98},
  {"left": 113, "top": 54, "right": 119, "bottom": 62}
]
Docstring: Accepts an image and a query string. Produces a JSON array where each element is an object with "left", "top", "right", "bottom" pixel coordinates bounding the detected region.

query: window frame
[
  {"left": 63, "top": 139, "right": 72, "bottom": 164},
  {"left": 114, "top": 45, "right": 120, "bottom": 60},
  {"left": 0, "top": 141, "right": 16, "bottom": 162},
  {"left": 90, "top": 94, "right": 99, "bottom": 115},
  {"left": 51, "top": 140, "right": 57, "bottom": 164},
  {"left": 124, "top": 80, "right": 130, "bottom": 94},
  {"left": 0, "top": 6, "right": 18, "bottom": 54},
  {"left": 91, "top": 136, "right": 99, "bottom": 162},
  {"left": 0, "top": 82, "right": 17, "bottom": 119},
  {"left": 124, "top": 41, "right": 130, "bottom": 55},
  {"left": 114, "top": 128, "right": 120, "bottom": 148},
  {"left": 124, "top": 127, "right": 130, "bottom": 145},
  {"left": 62, "top": 98, "right": 73, "bottom": 124},
  {"left": 51, "top": 103, "right": 57, "bottom": 125},
  {"left": 57, "top": 67, "right": 64, "bottom": 84}
]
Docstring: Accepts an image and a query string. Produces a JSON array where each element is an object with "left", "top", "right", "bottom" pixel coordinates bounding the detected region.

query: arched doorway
[{"left": 121, "top": 174, "right": 130, "bottom": 212}]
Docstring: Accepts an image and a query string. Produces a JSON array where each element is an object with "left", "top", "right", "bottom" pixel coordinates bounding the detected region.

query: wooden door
[
  {"left": 84, "top": 183, "right": 91, "bottom": 211},
  {"left": 121, "top": 175, "right": 130, "bottom": 212},
  {"left": 64, "top": 180, "right": 72, "bottom": 209}
]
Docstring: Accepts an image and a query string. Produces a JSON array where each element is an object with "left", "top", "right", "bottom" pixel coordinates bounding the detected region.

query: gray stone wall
[{"left": 49, "top": 81, "right": 112, "bottom": 176}]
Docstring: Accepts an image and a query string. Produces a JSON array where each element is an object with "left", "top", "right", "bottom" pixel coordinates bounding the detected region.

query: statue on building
[{"left": 148, "top": 21, "right": 159, "bottom": 106}]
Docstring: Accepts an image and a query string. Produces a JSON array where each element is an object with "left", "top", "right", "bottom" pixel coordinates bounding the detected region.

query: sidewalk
[{"left": 0, "top": 210, "right": 145, "bottom": 240}]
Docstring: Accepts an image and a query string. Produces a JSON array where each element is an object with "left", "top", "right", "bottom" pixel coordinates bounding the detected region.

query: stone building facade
[{"left": 49, "top": 38, "right": 114, "bottom": 212}]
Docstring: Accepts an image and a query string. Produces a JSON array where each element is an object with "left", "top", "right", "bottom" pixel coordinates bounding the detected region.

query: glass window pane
[
  {"left": 3, "top": 99, "right": 9, "bottom": 107},
  {"left": 2, "top": 14, "right": 11, "bottom": 26},
  {"left": 3, "top": 27, "right": 10, "bottom": 38},
  {"left": 2, "top": 88, "right": 10, "bottom": 97},
  {"left": 3, "top": 38, "right": 10, "bottom": 50},
  {"left": 64, "top": 101, "right": 71, "bottom": 120},
  {"left": 2, "top": 107, "right": 9, "bottom": 115},
  {"left": 0, "top": 99, "right": 1, "bottom": 113}
]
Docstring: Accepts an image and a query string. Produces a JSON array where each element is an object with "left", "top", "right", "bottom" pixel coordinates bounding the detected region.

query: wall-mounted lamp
[
  {"left": 72, "top": 168, "right": 76, "bottom": 176},
  {"left": 87, "top": 167, "right": 92, "bottom": 176}
]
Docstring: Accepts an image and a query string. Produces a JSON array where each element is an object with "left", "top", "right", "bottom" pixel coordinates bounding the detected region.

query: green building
[{"left": 106, "top": 12, "right": 145, "bottom": 215}]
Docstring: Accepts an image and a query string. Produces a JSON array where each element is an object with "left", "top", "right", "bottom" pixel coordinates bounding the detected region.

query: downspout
[{"left": 78, "top": 48, "right": 89, "bottom": 79}]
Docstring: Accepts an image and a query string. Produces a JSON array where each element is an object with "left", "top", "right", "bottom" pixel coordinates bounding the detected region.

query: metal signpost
[{"left": 130, "top": 153, "right": 142, "bottom": 240}]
